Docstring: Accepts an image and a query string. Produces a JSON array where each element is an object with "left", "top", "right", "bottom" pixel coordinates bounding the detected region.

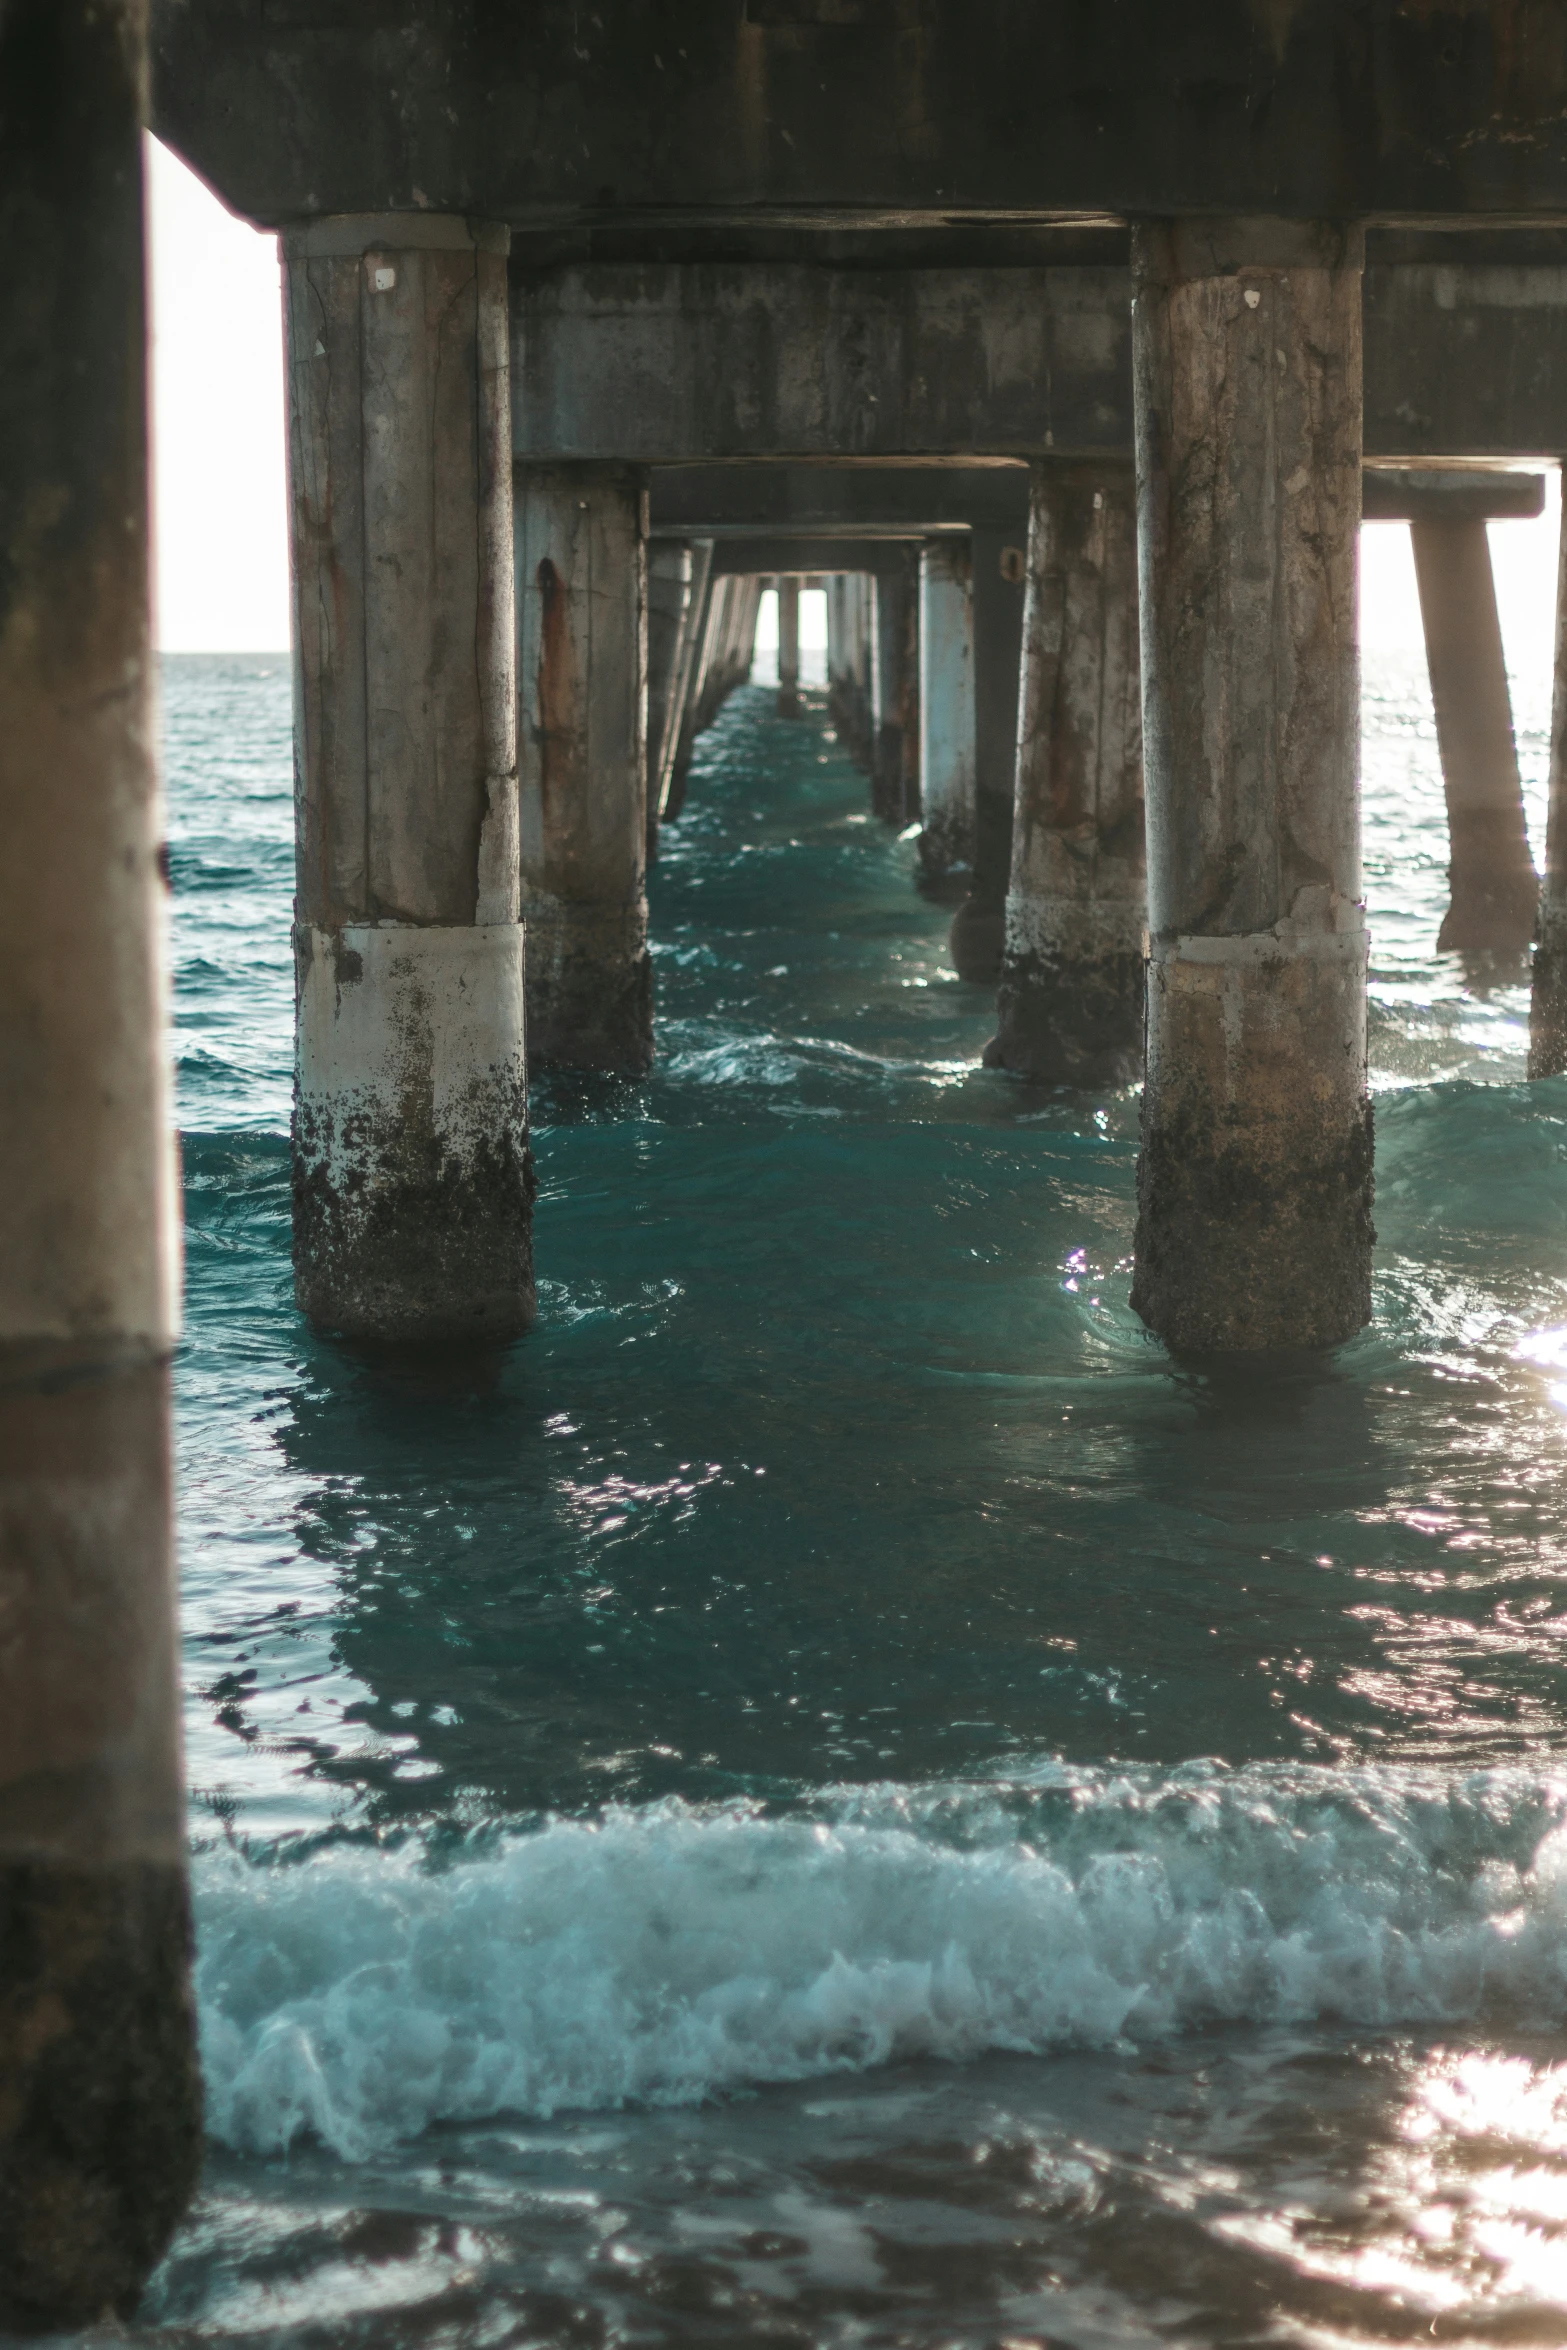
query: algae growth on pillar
[
  {"left": 286, "top": 213, "right": 533, "bottom": 1344},
  {"left": 1131, "top": 217, "right": 1372, "bottom": 1353}
]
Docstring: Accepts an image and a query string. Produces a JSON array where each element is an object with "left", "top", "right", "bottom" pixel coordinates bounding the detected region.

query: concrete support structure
[
  {"left": 841, "top": 576, "right": 874, "bottom": 771},
  {"left": 731, "top": 578, "right": 761, "bottom": 699},
  {"left": 826, "top": 575, "right": 848, "bottom": 726},
  {"left": 499, "top": 248, "right": 1567, "bottom": 472},
  {"left": 652, "top": 538, "right": 713, "bottom": 834},
  {"left": 517, "top": 463, "right": 651, "bottom": 1072},
  {"left": 778, "top": 576, "right": 801, "bottom": 717},
  {"left": 1131, "top": 219, "right": 1371, "bottom": 1354},
  {"left": 286, "top": 214, "right": 531, "bottom": 1344},
  {"left": 918, "top": 541, "right": 977, "bottom": 880},
  {"left": 661, "top": 572, "right": 765, "bottom": 828},
  {"left": 1531, "top": 509, "right": 1567, "bottom": 1077},
  {"left": 949, "top": 527, "right": 1029, "bottom": 981},
  {"left": 693, "top": 577, "right": 739, "bottom": 737},
  {"left": 873, "top": 563, "right": 916, "bottom": 820},
  {"left": 646, "top": 540, "right": 692, "bottom": 856},
  {"left": 664, "top": 553, "right": 719, "bottom": 823},
  {"left": 989, "top": 466, "right": 1144, "bottom": 1085},
  {"left": 1410, "top": 519, "right": 1536, "bottom": 954},
  {"left": 0, "top": 2, "right": 202, "bottom": 2323}
]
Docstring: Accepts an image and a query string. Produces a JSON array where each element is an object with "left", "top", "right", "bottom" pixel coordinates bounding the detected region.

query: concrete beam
[
  {"left": 663, "top": 464, "right": 1551, "bottom": 549},
  {"left": 711, "top": 536, "right": 923, "bottom": 576},
  {"left": 511, "top": 261, "right": 1567, "bottom": 465},
  {"left": 514, "top": 265, "right": 1128, "bottom": 462},
  {"left": 652, "top": 466, "right": 1028, "bottom": 536},
  {"left": 152, "top": 5, "right": 1567, "bottom": 227},
  {"left": 1363, "top": 468, "right": 1547, "bottom": 521}
]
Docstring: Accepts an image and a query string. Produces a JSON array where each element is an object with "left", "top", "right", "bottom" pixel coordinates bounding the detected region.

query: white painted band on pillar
[
  {"left": 1150, "top": 889, "right": 1367, "bottom": 971},
  {"left": 1147, "top": 921, "right": 1367, "bottom": 1106},
  {"left": 0, "top": 863, "right": 179, "bottom": 1357},
  {"left": 297, "top": 922, "right": 526, "bottom": 1151},
  {"left": 283, "top": 214, "right": 511, "bottom": 259}
]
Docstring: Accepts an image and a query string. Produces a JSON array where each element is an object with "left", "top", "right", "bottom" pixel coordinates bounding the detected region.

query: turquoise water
[{"left": 111, "top": 646, "right": 1567, "bottom": 2343}]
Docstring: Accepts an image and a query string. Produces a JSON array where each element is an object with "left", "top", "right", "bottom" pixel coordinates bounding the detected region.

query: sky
[{"left": 147, "top": 134, "right": 1562, "bottom": 686}]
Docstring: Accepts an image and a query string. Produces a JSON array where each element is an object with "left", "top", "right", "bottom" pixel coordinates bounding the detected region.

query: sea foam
[{"left": 195, "top": 1761, "right": 1567, "bottom": 2158}]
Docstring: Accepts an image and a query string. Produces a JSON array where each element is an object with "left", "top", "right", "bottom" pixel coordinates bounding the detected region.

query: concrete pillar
[
  {"left": 717, "top": 578, "right": 751, "bottom": 705},
  {"left": 778, "top": 575, "right": 802, "bottom": 717},
  {"left": 949, "top": 527, "right": 1028, "bottom": 980},
  {"left": 836, "top": 576, "right": 865, "bottom": 768},
  {"left": 896, "top": 548, "right": 923, "bottom": 825},
  {"left": 653, "top": 538, "right": 713, "bottom": 832},
  {"left": 1410, "top": 517, "right": 1537, "bottom": 954},
  {"left": 667, "top": 568, "right": 727, "bottom": 822},
  {"left": 286, "top": 214, "right": 530, "bottom": 1344},
  {"left": 988, "top": 466, "right": 1145, "bottom": 1084},
  {"left": 727, "top": 577, "right": 764, "bottom": 697},
  {"left": 0, "top": 1, "right": 201, "bottom": 2324},
  {"left": 737, "top": 577, "right": 765, "bottom": 689},
  {"left": 1530, "top": 504, "right": 1567, "bottom": 1075},
  {"left": 1131, "top": 218, "right": 1371, "bottom": 1353},
  {"left": 851, "top": 574, "right": 877, "bottom": 771},
  {"left": 918, "top": 541, "right": 977, "bottom": 879},
  {"left": 873, "top": 562, "right": 915, "bottom": 820},
  {"left": 517, "top": 463, "right": 651, "bottom": 1073},
  {"left": 646, "top": 539, "right": 692, "bottom": 857},
  {"left": 695, "top": 577, "right": 736, "bottom": 733},
  {"left": 825, "top": 574, "right": 844, "bottom": 713}
]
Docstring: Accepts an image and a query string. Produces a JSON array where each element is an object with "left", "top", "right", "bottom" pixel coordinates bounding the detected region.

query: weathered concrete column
[
  {"left": 842, "top": 574, "right": 874, "bottom": 771},
  {"left": 988, "top": 466, "right": 1145, "bottom": 1084},
  {"left": 517, "top": 463, "right": 651, "bottom": 1072},
  {"left": 918, "top": 540, "right": 976, "bottom": 878},
  {"left": 724, "top": 577, "right": 764, "bottom": 702},
  {"left": 897, "top": 549, "right": 923, "bottom": 824},
  {"left": 949, "top": 526, "right": 1028, "bottom": 980},
  {"left": 0, "top": 1, "right": 202, "bottom": 2323},
  {"left": 1131, "top": 218, "right": 1371, "bottom": 1352},
  {"left": 1409, "top": 517, "right": 1537, "bottom": 954},
  {"left": 826, "top": 574, "right": 848, "bottom": 726},
  {"left": 715, "top": 577, "right": 749, "bottom": 708},
  {"left": 734, "top": 577, "right": 764, "bottom": 693},
  {"left": 286, "top": 213, "right": 530, "bottom": 1343},
  {"left": 778, "top": 575, "right": 802, "bottom": 717},
  {"left": 1530, "top": 503, "right": 1567, "bottom": 1076},
  {"left": 695, "top": 576, "right": 737, "bottom": 733},
  {"left": 653, "top": 538, "right": 713, "bottom": 832},
  {"left": 872, "top": 561, "right": 915, "bottom": 820},
  {"left": 855, "top": 574, "right": 878, "bottom": 772},
  {"left": 646, "top": 539, "right": 692, "bottom": 856}
]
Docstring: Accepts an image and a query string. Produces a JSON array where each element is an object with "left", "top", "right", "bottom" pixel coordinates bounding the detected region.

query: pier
[{"left": 7, "top": 0, "right": 1567, "bottom": 2321}]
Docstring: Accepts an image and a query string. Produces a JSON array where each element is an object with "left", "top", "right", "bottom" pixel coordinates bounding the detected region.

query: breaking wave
[{"left": 197, "top": 1759, "right": 1567, "bottom": 2159}]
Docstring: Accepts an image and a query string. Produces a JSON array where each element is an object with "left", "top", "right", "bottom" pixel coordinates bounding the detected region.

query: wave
[{"left": 196, "top": 1759, "right": 1567, "bottom": 2160}]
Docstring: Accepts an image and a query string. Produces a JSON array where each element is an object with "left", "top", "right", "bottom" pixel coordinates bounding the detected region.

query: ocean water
[{"left": 82, "top": 635, "right": 1567, "bottom": 2345}]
